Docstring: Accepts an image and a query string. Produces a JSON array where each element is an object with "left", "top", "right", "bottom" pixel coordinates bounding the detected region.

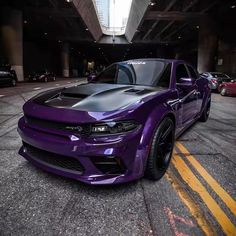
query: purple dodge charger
[{"left": 18, "top": 59, "right": 211, "bottom": 185}]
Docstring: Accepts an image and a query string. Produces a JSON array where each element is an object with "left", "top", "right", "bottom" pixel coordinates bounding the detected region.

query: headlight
[{"left": 91, "top": 121, "right": 139, "bottom": 135}]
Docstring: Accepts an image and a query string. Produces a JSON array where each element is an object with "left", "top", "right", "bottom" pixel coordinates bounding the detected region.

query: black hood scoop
[{"left": 36, "top": 83, "right": 163, "bottom": 112}]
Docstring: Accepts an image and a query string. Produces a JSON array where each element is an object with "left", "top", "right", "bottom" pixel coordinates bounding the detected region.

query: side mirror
[
  {"left": 87, "top": 74, "right": 96, "bottom": 82},
  {"left": 179, "top": 77, "right": 195, "bottom": 86}
]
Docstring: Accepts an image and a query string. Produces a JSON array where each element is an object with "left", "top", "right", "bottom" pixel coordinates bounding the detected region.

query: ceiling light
[
  {"left": 150, "top": 2, "right": 156, "bottom": 6},
  {"left": 231, "top": 5, "right": 235, "bottom": 8},
  {"left": 58, "top": 40, "right": 62, "bottom": 43},
  {"left": 24, "top": 20, "right": 28, "bottom": 24},
  {"left": 196, "top": 25, "right": 199, "bottom": 29},
  {"left": 85, "top": 28, "right": 89, "bottom": 31},
  {"left": 65, "top": 0, "right": 72, "bottom": 2},
  {"left": 178, "top": 35, "right": 181, "bottom": 39},
  {"left": 94, "top": 40, "right": 96, "bottom": 43},
  {"left": 44, "top": 32, "right": 48, "bottom": 35}
]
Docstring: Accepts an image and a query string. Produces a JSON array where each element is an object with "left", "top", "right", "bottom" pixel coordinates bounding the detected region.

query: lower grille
[
  {"left": 90, "top": 156, "right": 126, "bottom": 175},
  {"left": 24, "top": 143, "right": 84, "bottom": 173}
]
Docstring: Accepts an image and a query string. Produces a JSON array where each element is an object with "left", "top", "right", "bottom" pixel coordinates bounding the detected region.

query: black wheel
[
  {"left": 145, "top": 117, "right": 175, "bottom": 180},
  {"left": 199, "top": 99, "right": 211, "bottom": 122},
  {"left": 11, "top": 79, "right": 16, "bottom": 87},
  {"left": 220, "top": 87, "right": 227, "bottom": 96}
]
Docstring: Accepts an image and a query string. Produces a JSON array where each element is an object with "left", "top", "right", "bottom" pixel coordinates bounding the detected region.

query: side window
[
  {"left": 96, "top": 64, "right": 116, "bottom": 83},
  {"left": 187, "top": 66, "right": 198, "bottom": 80},
  {"left": 157, "top": 63, "right": 171, "bottom": 88},
  {"left": 176, "top": 64, "right": 189, "bottom": 83}
]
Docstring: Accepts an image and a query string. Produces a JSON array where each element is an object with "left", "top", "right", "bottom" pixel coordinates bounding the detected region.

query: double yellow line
[{"left": 170, "top": 141, "right": 236, "bottom": 235}]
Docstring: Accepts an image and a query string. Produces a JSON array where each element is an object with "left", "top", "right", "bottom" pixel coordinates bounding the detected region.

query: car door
[
  {"left": 176, "top": 64, "right": 198, "bottom": 126},
  {"left": 186, "top": 64, "right": 202, "bottom": 114}
]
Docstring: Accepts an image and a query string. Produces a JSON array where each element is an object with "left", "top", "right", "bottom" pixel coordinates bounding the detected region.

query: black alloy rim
[{"left": 156, "top": 121, "right": 174, "bottom": 170}]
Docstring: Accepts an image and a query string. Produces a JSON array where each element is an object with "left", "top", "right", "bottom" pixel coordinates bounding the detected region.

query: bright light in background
[
  {"left": 110, "top": 0, "right": 132, "bottom": 28},
  {"left": 94, "top": 0, "right": 132, "bottom": 35}
]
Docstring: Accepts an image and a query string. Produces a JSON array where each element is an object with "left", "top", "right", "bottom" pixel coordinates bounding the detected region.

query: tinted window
[
  {"left": 187, "top": 66, "right": 198, "bottom": 80},
  {"left": 95, "top": 64, "right": 117, "bottom": 83},
  {"left": 157, "top": 63, "right": 171, "bottom": 88},
  {"left": 95, "top": 60, "right": 169, "bottom": 87},
  {"left": 176, "top": 64, "right": 189, "bottom": 83}
]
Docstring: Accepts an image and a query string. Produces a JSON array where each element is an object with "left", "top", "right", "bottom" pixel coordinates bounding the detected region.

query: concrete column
[
  {"left": 197, "top": 17, "right": 218, "bottom": 73},
  {"left": 61, "top": 42, "right": 70, "bottom": 77},
  {"left": 0, "top": 8, "right": 24, "bottom": 81}
]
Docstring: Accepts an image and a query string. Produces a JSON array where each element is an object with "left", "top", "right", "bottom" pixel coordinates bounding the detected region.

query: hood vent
[
  {"left": 61, "top": 92, "right": 88, "bottom": 99},
  {"left": 124, "top": 88, "right": 152, "bottom": 95}
]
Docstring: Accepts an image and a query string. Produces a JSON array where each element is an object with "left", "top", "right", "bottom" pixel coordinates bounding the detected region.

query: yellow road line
[
  {"left": 176, "top": 142, "right": 236, "bottom": 217},
  {"left": 166, "top": 171, "right": 216, "bottom": 236},
  {"left": 172, "top": 153, "right": 236, "bottom": 235}
]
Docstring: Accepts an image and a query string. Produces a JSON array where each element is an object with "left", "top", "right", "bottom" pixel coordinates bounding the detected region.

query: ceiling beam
[
  {"left": 72, "top": 0, "right": 103, "bottom": 41},
  {"left": 142, "top": 0, "right": 178, "bottom": 40},
  {"left": 153, "top": 0, "right": 200, "bottom": 40},
  {"left": 145, "top": 11, "right": 205, "bottom": 21},
  {"left": 125, "top": 0, "right": 150, "bottom": 42},
  {"left": 24, "top": 7, "right": 79, "bottom": 18},
  {"left": 162, "top": 0, "right": 220, "bottom": 41}
]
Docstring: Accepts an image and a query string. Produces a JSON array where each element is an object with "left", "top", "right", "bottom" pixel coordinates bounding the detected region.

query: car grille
[
  {"left": 90, "top": 156, "right": 126, "bottom": 175},
  {"left": 24, "top": 115, "right": 91, "bottom": 136},
  {"left": 24, "top": 143, "right": 84, "bottom": 173}
]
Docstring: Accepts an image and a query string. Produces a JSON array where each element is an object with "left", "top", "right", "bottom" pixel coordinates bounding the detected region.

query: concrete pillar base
[
  {"left": 72, "top": 69, "right": 78, "bottom": 77},
  {"left": 63, "top": 69, "right": 70, "bottom": 78},
  {"left": 12, "top": 65, "right": 24, "bottom": 81}
]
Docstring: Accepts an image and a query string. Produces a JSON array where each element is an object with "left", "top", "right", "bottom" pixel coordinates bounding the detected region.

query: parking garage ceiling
[{"left": 0, "top": 0, "right": 235, "bottom": 46}]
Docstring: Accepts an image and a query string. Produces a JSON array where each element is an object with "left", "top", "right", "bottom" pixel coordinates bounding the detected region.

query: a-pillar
[
  {"left": 61, "top": 42, "right": 70, "bottom": 77},
  {"left": 0, "top": 8, "right": 24, "bottom": 81},
  {"left": 197, "top": 17, "right": 218, "bottom": 73}
]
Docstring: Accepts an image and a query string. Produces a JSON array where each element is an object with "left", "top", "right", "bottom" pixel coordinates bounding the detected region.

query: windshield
[{"left": 94, "top": 60, "right": 171, "bottom": 87}]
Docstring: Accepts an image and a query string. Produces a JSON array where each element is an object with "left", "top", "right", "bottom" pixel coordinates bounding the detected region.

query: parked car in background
[
  {"left": 87, "top": 72, "right": 97, "bottom": 82},
  {"left": 28, "top": 70, "right": 56, "bottom": 82},
  {"left": 0, "top": 66, "right": 17, "bottom": 87},
  {"left": 218, "top": 79, "right": 236, "bottom": 96},
  {"left": 18, "top": 59, "right": 211, "bottom": 185},
  {"left": 201, "top": 72, "right": 232, "bottom": 90}
]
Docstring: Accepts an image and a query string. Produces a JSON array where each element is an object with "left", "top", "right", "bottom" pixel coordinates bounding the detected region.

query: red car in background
[{"left": 218, "top": 79, "right": 236, "bottom": 96}]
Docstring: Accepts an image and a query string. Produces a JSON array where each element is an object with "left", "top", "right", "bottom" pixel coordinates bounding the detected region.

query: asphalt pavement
[{"left": 0, "top": 79, "right": 235, "bottom": 236}]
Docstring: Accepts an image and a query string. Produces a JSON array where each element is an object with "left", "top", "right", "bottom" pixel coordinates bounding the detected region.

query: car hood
[{"left": 33, "top": 83, "right": 164, "bottom": 112}]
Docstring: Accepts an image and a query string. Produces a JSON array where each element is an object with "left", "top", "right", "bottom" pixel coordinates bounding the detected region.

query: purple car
[{"left": 18, "top": 59, "right": 211, "bottom": 185}]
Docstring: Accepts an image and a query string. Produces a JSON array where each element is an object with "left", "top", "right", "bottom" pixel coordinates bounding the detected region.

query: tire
[
  {"left": 199, "top": 99, "right": 211, "bottom": 122},
  {"left": 145, "top": 117, "right": 175, "bottom": 180},
  {"left": 220, "top": 87, "right": 227, "bottom": 96}
]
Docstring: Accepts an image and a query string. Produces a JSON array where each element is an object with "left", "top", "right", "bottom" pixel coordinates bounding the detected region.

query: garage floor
[{"left": 0, "top": 79, "right": 236, "bottom": 235}]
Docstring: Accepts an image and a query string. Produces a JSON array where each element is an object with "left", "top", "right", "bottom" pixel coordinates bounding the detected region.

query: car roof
[{"left": 117, "top": 58, "right": 186, "bottom": 64}]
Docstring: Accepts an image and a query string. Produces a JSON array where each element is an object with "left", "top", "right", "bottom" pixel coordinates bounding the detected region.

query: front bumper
[{"left": 18, "top": 117, "right": 147, "bottom": 185}]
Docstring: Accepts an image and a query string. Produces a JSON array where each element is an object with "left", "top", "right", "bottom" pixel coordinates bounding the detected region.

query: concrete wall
[{"left": 125, "top": 0, "right": 150, "bottom": 42}]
